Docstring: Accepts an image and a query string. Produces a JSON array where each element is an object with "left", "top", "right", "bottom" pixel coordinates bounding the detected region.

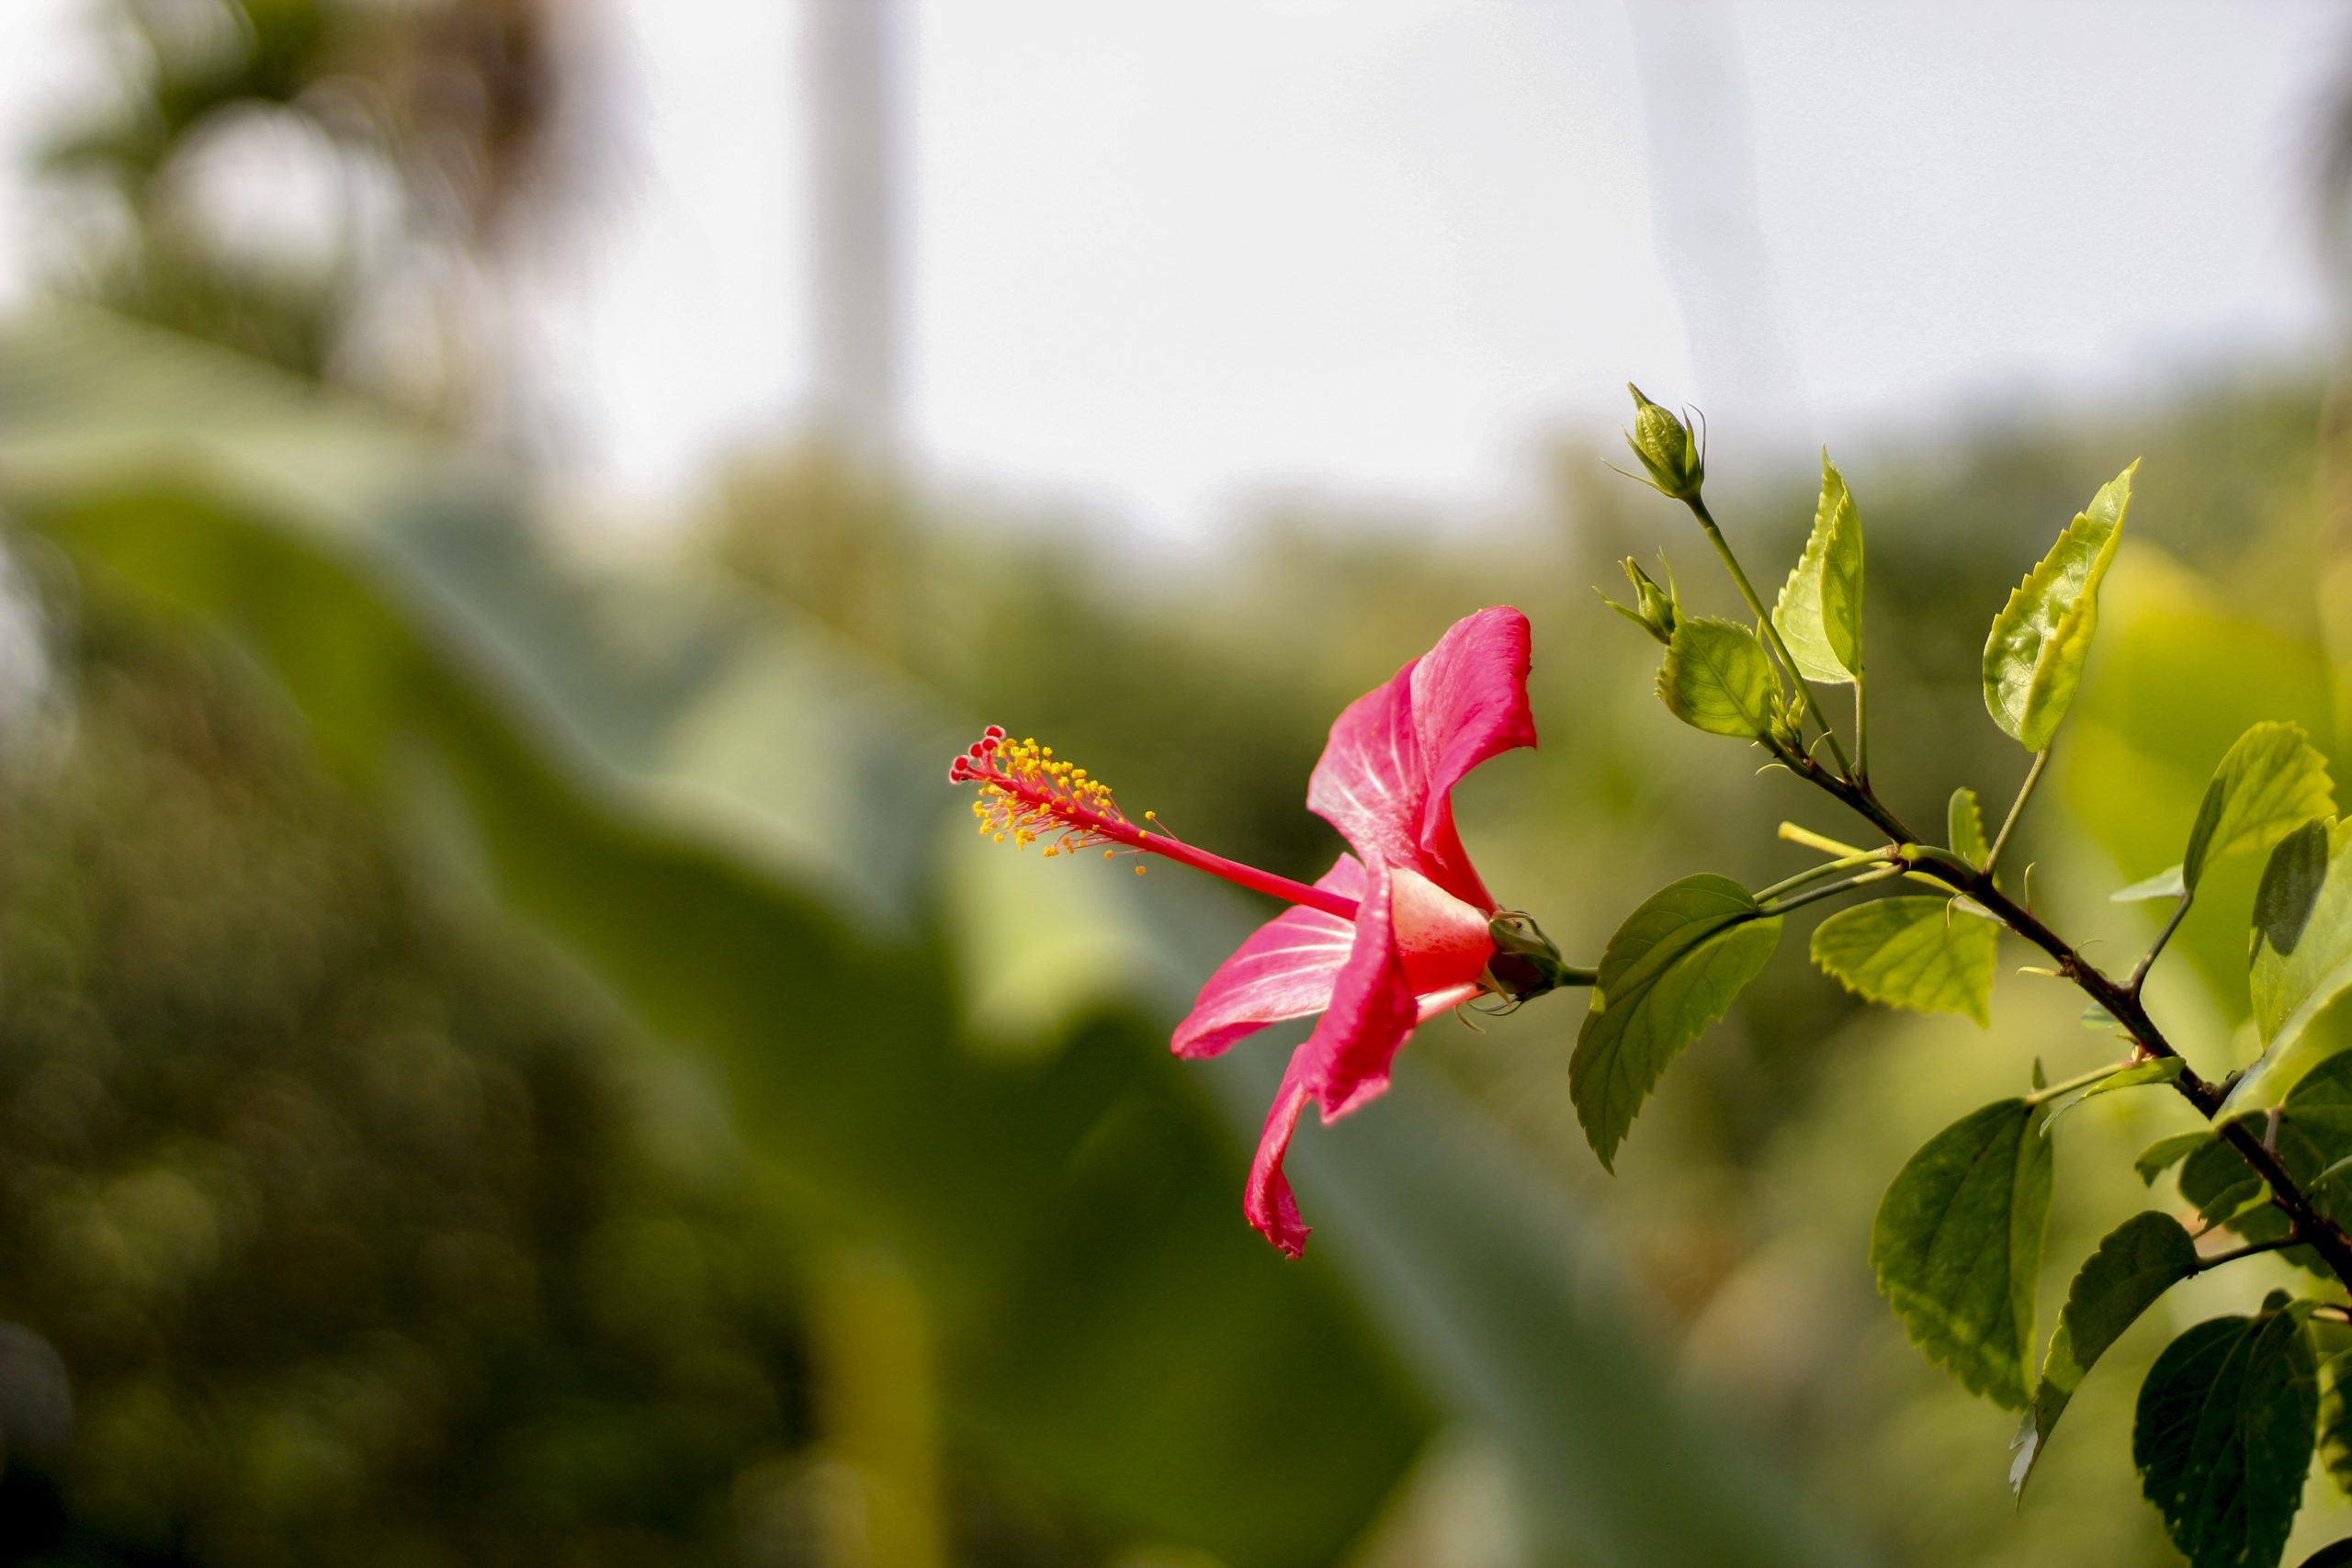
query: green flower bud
[
  {"left": 1770, "top": 689, "right": 1807, "bottom": 755},
  {"left": 1482, "top": 912, "right": 1577, "bottom": 1003},
  {"left": 1601, "top": 556, "right": 1680, "bottom": 645},
  {"left": 1623, "top": 383, "right": 1703, "bottom": 501}
]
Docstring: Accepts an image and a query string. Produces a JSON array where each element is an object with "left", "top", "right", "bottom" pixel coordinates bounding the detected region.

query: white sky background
[{"left": 5, "top": 1, "right": 2351, "bottom": 548}]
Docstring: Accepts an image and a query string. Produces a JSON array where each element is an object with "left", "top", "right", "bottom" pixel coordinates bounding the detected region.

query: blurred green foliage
[
  {"left": 10, "top": 6, "right": 2352, "bottom": 1562},
  {"left": 0, "top": 605, "right": 832, "bottom": 1563}
]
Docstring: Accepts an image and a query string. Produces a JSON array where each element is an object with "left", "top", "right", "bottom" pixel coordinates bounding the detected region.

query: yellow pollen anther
[{"left": 957, "top": 733, "right": 1148, "bottom": 865}]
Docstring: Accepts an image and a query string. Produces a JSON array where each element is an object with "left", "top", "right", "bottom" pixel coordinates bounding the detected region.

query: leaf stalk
[{"left": 1686, "top": 494, "right": 1856, "bottom": 780}]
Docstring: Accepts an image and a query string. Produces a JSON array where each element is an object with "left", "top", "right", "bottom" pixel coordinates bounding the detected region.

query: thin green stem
[
  {"left": 2187, "top": 1235, "right": 2300, "bottom": 1276},
  {"left": 1853, "top": 676, "right": 1870, "bottom": 782},
  {"left": 2025, "top": 1055, "right": 2144, "bottom": 1106},
  {"left": 1777, "top": 822, "right": 1958, "bottom": 893},
  {"left": 1778, "top": 821, "right": 1864, "bottom": 858},
  {"left": 1753, "top": 850, "right": 1894, "bottom": 905},
  {"left": 1984, "top": 749, "right": 2050, "bottom": 874},
  {"left": 1757, "top": 863, "right": 1902, "bottom": 916},
  {"left": 1686, "top": 495, "right": 1856, "bottom": 780},
  {"left": 2128, "top": 892, "right": 2196, "bottom": 995}
]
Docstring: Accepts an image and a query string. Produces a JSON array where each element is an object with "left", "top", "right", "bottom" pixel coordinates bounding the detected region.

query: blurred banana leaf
[{"left": 0, "top": 309, "right": 1875, "bottom": 1567}]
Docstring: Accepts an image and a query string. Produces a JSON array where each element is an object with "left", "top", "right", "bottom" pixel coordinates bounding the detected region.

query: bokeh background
[{"left": 0, "top": 3, "right": 2350, "bottom": 1565}]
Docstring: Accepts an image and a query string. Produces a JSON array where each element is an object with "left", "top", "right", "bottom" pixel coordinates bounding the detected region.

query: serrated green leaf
[
  {"left": 1771, "top": 455, "right": 1863, "bottom": 683},
  {"left": 2167, "top": 1060, "right": 2352, "bottom": 1276},
  {"left": 1571, "top": 876, "right": 1782, "bottom": 1171},
  {"left": 2288, "top": 1055, "right": 2352, "bottom": 1171},
  {"left": 2229, "top": 818, "right": 2352, "bottom": 1112},
  {"left": 1657, "top": 617, "right": 1782, "bottom": 739},
  {"left": 2138, "top": 1131, "right": 2213, "bottom": 1184},
  {"left": 2179, "top": 1136, "right": 2285, "bottom": 1242},
  {"left": 2012, "top": 1212, "right": 2199, "bottom": 1494},
  {"left": 1982, "top": 461, "right": 2136, "bottom": 752},
  {"left": 2186, "top": 721, "right": 2335, "bottom": 892},
  {"left": 1870, "top": 1099, "right": 2053, "bottom": 1409},
  {"left": 1949, "top": 786, "right": 1989, "bottom": 868},
  {"left": 1810, "top": 896, "right": 1996, "bottom": 1026},
  {"left": 2113, "top": 863, "right": 2188, "bottom": 902},
  {"left": 2042, "top": 1058, "right": 2187, "bottom": 1133},
  {"left": 2134, "top": 1306, "right": 2317, "bottom": 1568},
  {"left": 2322, "top": 1353, "right": 2352, "bottom": 1499},
  {"left": 2212, "top": 1185, "right": 2284, "bottom": 1235}
]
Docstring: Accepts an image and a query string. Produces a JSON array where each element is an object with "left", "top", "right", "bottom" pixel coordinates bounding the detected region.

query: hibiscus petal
[
  {"left": 1408, "top": 607, "right": 1535, "bottom": 898},
  {"left": 1411, "top": 606, "right": 1538, "bottom": 799},
  {"left": 1233, "top": 870, "right": 1459, "bottom": 1258},
  {"left": 1386, "top": 864, "right": 1497, "bottom": 997},
  {"left": 1244, "top": 1048, "right": 1316, "bottom": 1258},
  {"left": 1301, "top": 865, "right": 1421, "bottom": 1123},
  {"left": 1170, "top": 855, "right": 1367, "bottom": 1059},
  {"left": 1305, "top": 608, "right": 1534, "bottom": 909},
  {"left": 1306, "top": 658, "right": 1428, "bottom": 873}
]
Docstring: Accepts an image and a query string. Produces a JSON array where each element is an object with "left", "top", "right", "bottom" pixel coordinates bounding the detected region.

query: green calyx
[
  {"left": 1624, "top": 384, "right": 1704, "bottom": 501},
  {"left": 1602, "top": 555, "right": 1680, "bottom": 645},
  {"left": 1482, "top": 913, "right": 1594, "bottom": 1003}
]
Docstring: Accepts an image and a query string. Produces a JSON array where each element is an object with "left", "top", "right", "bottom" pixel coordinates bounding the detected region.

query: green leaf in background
[
  {"left": 1949, "top": 785, "right": 1990, "bottom": 868},
  {"left": 2184, "top": 721, "right": 2335, "bottom": 892},
  {"left": 2322, "top": 1353, "right": 2352, "bottom": 1499},
  {"left": 1772, "top": 453, "right": 1864, "bottom": 683},
  {"left": 2138, "top": 1131, "right": 2213, "bottom": 1184},
  {"left": 2294, "top": 1542, "right": 2352, "bottom": 1568},
  {"left": 1810, "top": 896, "right": 1996, "bottom": 1026},
  {"left": 2113, "top": 863, "right": 2188, "bottom": 902},
  {"left": 1274, "top": 1055, "right": 1882, "bottom": 1568},
  {"left": 1870, "top": 1099, "right": 2053, "bottom": 1409},
  {"left": 2011, "top": 1211, "right": 2199, "bottom": 1494},
  {"left": 2041, "top": 1057, "right": 2187, "bottom": 1133},
  {"left": 1571, "top": 875, "right": 1782, "bottom": 1171},
  {"left": 1982, "top": 461, "right": 2137, "bottom": 752},
  {"left": 1657, "top": 616, "right": 1783, "bottom": 739},
  {"left": 2134, "top": 1300, "right": 2317, "bottom": 1568},
  {"left": 2232, "top": 818, "right": 2352, "bottom": 1111}
]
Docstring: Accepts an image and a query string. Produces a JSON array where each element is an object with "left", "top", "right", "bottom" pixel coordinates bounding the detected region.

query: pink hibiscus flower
[{"left": 949, "top": 606, "right": 1572, "bottom": 1257}]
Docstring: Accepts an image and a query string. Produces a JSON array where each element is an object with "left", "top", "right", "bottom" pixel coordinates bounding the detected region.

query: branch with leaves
[{"left": 1592, "top": 387, "right": 2352, "bottom": 1568}]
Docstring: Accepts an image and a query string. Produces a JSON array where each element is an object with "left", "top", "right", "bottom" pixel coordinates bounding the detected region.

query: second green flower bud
[{"left": 1603, "top": 556, "right": 1680, "bottom": 645}]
